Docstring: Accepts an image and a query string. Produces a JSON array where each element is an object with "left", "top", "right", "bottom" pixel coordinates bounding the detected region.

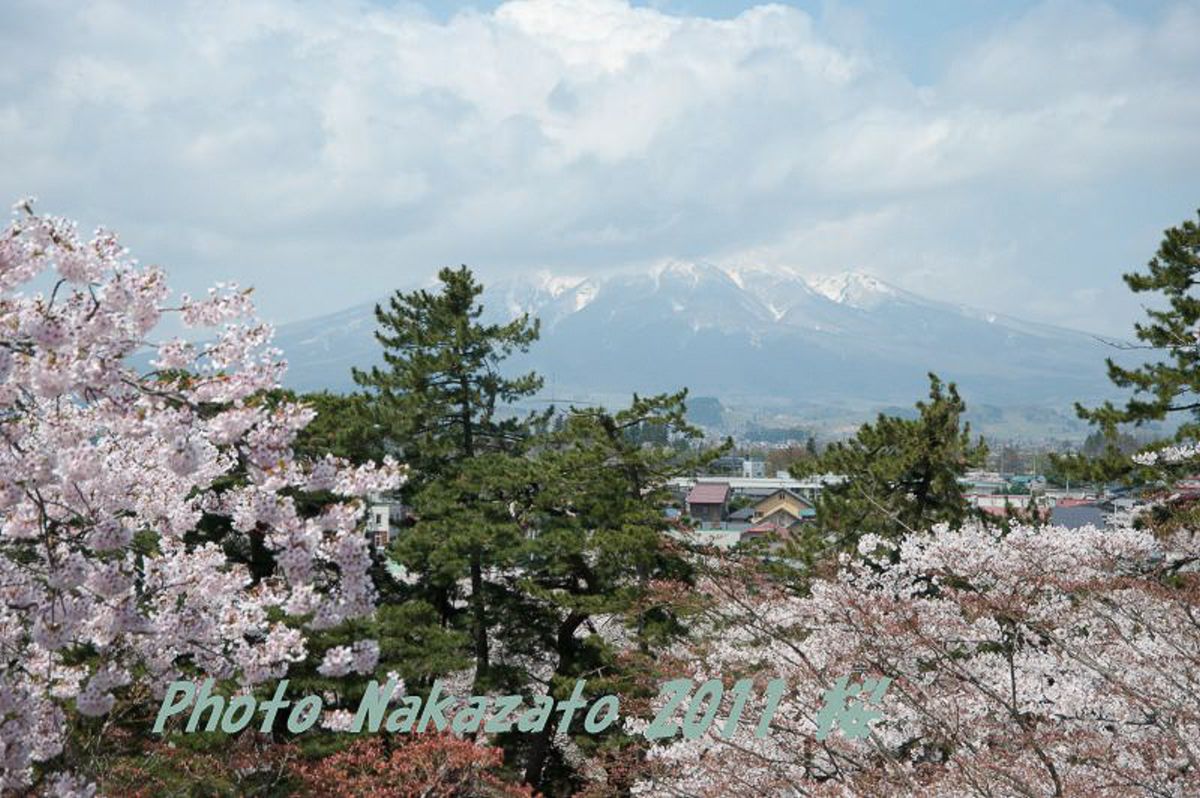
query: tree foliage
[
  {"left": 354, "top": 265, "right": 544, "bottom": 691},
  {"left": 634, "top": 522, "right": 1200, "bottom": 797},
  {"left": 1060, "top": 210, "right": 1200, "bottom": 483},
  {"left": 293, "top": 736, "right": 534, "bottom": 798},
  {"left": 353, "top": 265, "right": 542, "bottom": 483},
  {"left": 291, "top": 390, "right": 387, "bottom": 465},
  {"left": 0, "top": 203, "right": 401, "bottom": 793},
  {"left": 507, "top": 391, "right": 718, "bottom": 789},
  {"left": 791, "top": 373, "right": 987, "bottom": 557}
]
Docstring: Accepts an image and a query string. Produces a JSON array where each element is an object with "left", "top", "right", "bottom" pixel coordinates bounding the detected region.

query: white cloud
[{"left": 0, "top": 0, "right": 1196, "bottom": 335}]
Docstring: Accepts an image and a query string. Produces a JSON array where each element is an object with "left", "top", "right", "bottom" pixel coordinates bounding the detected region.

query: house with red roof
[
  {"left": 739, "top": 520, "right": 792, "bottom": 544},
  {"left": 685, "top": 481, "right": 730, "bottom": 525}
]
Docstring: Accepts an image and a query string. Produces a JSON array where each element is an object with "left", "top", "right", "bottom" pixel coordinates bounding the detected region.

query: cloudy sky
[{"left": 1, "top": 0, "right": 1197, "bottom": 335}]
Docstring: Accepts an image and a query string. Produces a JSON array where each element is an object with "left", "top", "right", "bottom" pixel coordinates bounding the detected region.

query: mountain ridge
[{"left": 269, "top": 263, "right": 1130, "bottom": 435}]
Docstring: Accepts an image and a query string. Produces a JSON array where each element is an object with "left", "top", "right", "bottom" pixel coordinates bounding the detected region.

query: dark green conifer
[
  {"left": 792, "top": 374, "right": 987, "bottom": 557},
  {"left": 354, "top": 265, "right": 543, "bottom": 690},
  {"left": 513, "top": 391, "right": 718, "bottom": 788},
  {"left": 1059, "top": 211, "right": 1200, "bottom": 483}
]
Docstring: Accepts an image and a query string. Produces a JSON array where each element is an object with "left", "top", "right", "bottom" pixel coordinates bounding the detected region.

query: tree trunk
[
  {"left": 524, "top": 612, "right": 587, "bottom": 788},
  {"left": 436, "top": 584, "right": 452, "bottom": 628},
  {"left": 470, "top": 550, "right": 488, "bottom": 689},
  {"left": 460, "top": 371, "right": 489, "bottom": 688}
]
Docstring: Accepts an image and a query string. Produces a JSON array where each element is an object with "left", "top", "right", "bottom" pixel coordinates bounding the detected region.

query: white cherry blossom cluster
[
  {"left": 0, "top": 202, "right": 404, "bottom": 792},
  {"left": 636, "top": 522, "right": 1200, "bottom": 797},
  {"left": 1132, "top": 441, "right": 1200, "bottom": 466}
]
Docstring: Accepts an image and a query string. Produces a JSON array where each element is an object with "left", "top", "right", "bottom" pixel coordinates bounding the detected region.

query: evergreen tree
[
  {"left": 353, "top": 265, "right": 542, "bottom": 479},
  {"left": 393, "top": 451, "right": 535, "bottom": 690},
  {"left": 292, "top": 390, "right": 386, "bottom": 464},
  {"left": 792, "top": 374, "right": 987, "bottom": 557},
  {"left": 508, "top": 391, "right": 719, "bottom": 790},
  {"left": 1058, "top": 210, "right": 1200, "bottom": 483},
  {"left": 354, "top": 266, "right": 544, "bottom": 689}
]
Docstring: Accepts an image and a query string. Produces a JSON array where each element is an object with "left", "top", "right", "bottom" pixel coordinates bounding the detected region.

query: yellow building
[{"left": 749, "top": 488, "right": 815, "bottom": 533}]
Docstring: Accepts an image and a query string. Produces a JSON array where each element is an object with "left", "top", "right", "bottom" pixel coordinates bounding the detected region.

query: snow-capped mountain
[
  {"left": 271, "top": 263, "right": 1126, "bottom": 419},
  {"left": 807, "top": 272, "right": 898, "bottom": 310}
]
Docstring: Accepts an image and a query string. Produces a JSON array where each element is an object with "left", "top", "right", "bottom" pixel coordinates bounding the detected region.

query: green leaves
[
  {"left": 348, "top": 268, "right": 724, "bottom": 787},
  {"left": 791, "top": 373, "right": 987, "bottom": 558},
  {"left": 353, "top": 265, "right": 545, "bottom": 483},
  {"left": 1067, "top": 210, "right": 1200, "bottom": 484},
  {"left": 292, "top": 391, "right": 386, "bottom": 464},
  {"left": 354, "top": 265, "right": 546, "bottom": 690}
]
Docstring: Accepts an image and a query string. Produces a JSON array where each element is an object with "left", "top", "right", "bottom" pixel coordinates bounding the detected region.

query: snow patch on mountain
[
  {"left": 573, "top": 280, "right": 598, "bottom": 312},
  {"left": 535, "top": 270, "right": 586, "bottom": 298},
  {"left": 809, "top": 272, "right": 897, "bottom": 309},
  {"left": 650, "top": 260, "right": 701, "bottom": 287}
]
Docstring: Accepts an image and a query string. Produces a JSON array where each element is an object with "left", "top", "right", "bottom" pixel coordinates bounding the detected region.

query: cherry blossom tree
[
  {"left": 0, "top": 201, "right": 402, "bottom": 794},
  {"left": 633, "top": 522, "right": 1200, "bottom": 797}
]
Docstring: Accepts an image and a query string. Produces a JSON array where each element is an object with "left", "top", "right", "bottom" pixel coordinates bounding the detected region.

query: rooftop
[
  {"left": 686, "top": 482, "right": 730, "bottom": 505},
  {"left": 745, "top": 520, "right": 789, "bottom": 535},
  {"left": 670, "top": 475, "right": 841, "bottom": 492}
]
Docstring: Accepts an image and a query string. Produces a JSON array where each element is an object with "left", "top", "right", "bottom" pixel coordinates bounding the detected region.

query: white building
[
  {"left": 669, "top": 474, "right": 841, "bottom": 502},
  {"left": 741, "top": 459, "right": 766, "bottom": 478},
  {"left": 366, "top": 491, "right": 407, "bottom": 548}
]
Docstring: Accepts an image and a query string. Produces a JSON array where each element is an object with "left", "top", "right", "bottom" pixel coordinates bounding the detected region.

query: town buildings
[{"left": 675, "top": 477, "right": 821, "bottom": 546}]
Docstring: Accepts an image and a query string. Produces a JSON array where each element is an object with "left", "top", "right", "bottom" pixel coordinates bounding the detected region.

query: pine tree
[
  {"left": 354, "top": 265, "right": 544, "bottom": 689},
  {"left": 510, "top": 391, "right": 720, "bottom": 789},
  {"left": 292, "top": 390, "right": 386, "bottom": 464},
  {"left": 1060, "top": 210, "right": 1200, "bottom": 482},
  {"left": 792, "top": 373, "right": 987, "bottom": 557},
  {"left": 353, "top": 265, "right": 542, "bottom": 479}
]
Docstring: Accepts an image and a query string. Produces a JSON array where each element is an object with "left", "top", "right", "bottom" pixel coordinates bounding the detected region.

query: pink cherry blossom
[
  {"left": 0, "top": 201, "right": 404, "bottom": 792},
  {"left": 635, "top": 522, "right": 1200, "bottom": 797}
]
